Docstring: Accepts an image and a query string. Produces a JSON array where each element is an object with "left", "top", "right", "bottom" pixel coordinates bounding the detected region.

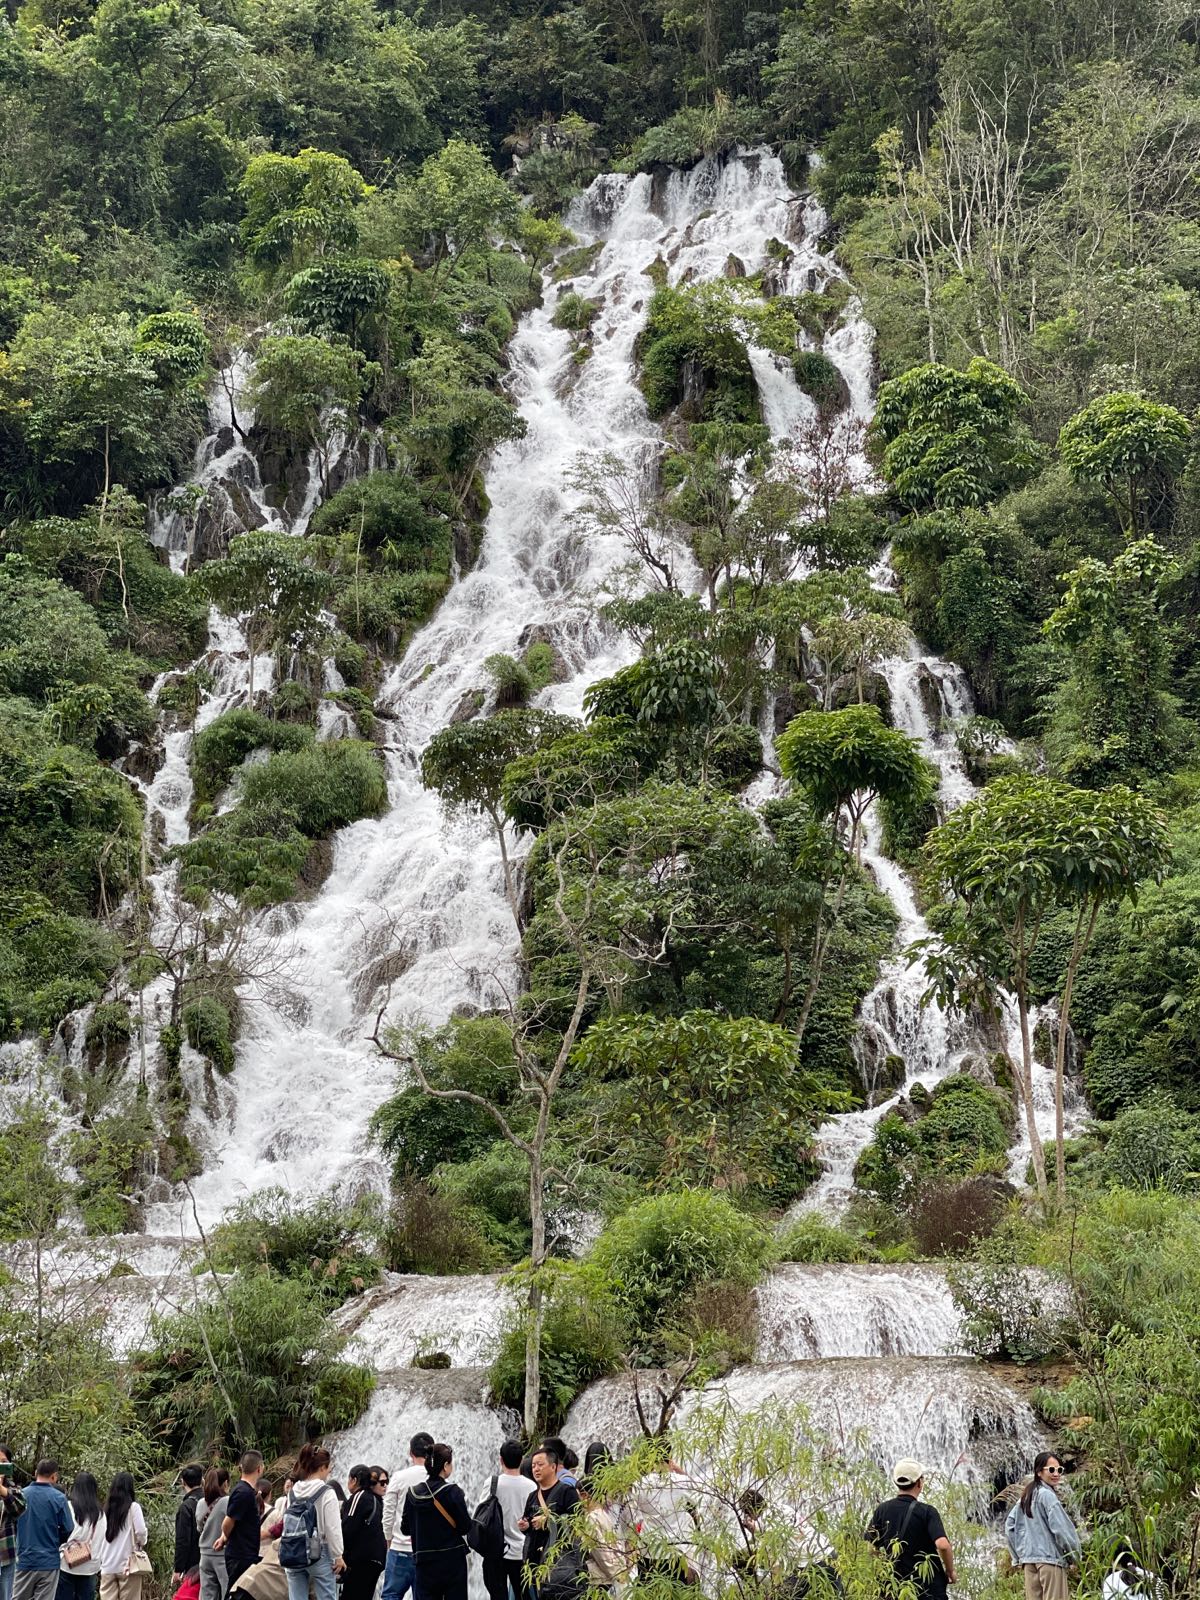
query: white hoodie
[{"left": 290, "top": 1479, "right": 343, "bottom": 1562}]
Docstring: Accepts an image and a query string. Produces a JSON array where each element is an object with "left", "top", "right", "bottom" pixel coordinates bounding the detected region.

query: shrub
[
  {"left": 1098, "top": 1097, "right": 1200, "bottom": 1191},
  {"left": 378, "top": 1183, "right": 499, "bottom": 1274},
  {"left": 191, "top": 709, "right": 312, "bottom": 804},
  {"left": 182, "top": 995, "right": 235, "bottom": 1073},
  {"left": 914, "top": 1075, "right": 1010, "bottom": 1177},
  {"left": 309, "top": 472, "right": 451, "bottom": 574},
  {"left": 332, "top": 570, "right": 450, "bottom": 644},
  {"left": 239, "top": 739, "right": 387, "bottom": 836},
  {"left": 209, "top": 1187, "right": 383, "bottom": 1303},
  {"left": 588, "top": 1191, "right": 772, "bottom": 1355},
  {"left": 909, "top": 1178, "right": 1008, "bottom": 1257},
  {"left": 485, "top": 652, "right": 533, "bottom": 707},
  {"left": 174, "top": 797, "right": 311, "bottom": 907},
  {"left": 792, "top": 350, "right": 849, "bottom": 414},
  {"left": 552, "top": 292, "right": 599, "bottom": 332},
  {"left": 67, "top": 1103, "right": 155, "bottom": 1234},
  {"left": 488, "top": 1261, "right": 626, "bottom": 1431},
  {"left": 776, "top": 1212, "right": 877, "bottom": 1264},
  {"left": 134, "top": 1270, "right": 369, "bottom": 1456}
]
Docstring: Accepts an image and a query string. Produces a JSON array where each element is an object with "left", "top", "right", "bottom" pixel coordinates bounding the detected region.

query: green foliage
[
  {"left": 238, "top": 738, "right": 387, "bottom": 836},
  {"left": 776, "top": 1212, "right": 878, "bottom": 1263},
  {"left": 552, "top": 291, "right": 599, "bottom": 331},
  {"left": 209, "top": 1188, "right": 383, "bottom": 1302},
  {"left": 191, "top": 709, "right": 313, "bottom": 804},
  {"left": 574, "top": 1009, "right": 833, "bottom": 1199},
  {"left": 134, "top": 1268, "right": 375, "bottom": 1457},
  {"left": 422, "top": 708, "right": 580, "bottom": 825},
  {"left": 309, "top": 472, "right": 452, "bottom": 573},
  {"left": 637, "top": 283, "right": 758, "bottom": 423},
  {"left": 488, "top": 1262, "right": 625, "bottom": 1430},
  {"left": 792, "top": 350, "right": 848, "bottom": 414},
  {"left": 198, "top": 530, "right": 332, "bottom": 693},
  {"left": 777, "top": 704, "right": 929, "bottom": 821},
  {"left": 133, "top": 311, "right": 209, "bottom": 387},
  {"left": 370, "top": 1016, "right": 518, "bottom": 1180},
  {"left": 869, "top": 358, "right": 1031, "bottom": 511},
  {"left": 1043, "top": 537, "right": 1183, "bottom": 779},
  {"left": 588, "top": 1190, "right": 772, "bottom": 1357},
  {"left": 1058, "top": 392, "right": 1190, "bottom": 534},
  {"left": 182, "top": 995, "right": 236, "bottom": 1073},
  {"left": 240, "top": 148, "right": 372, "bottom": 269}
]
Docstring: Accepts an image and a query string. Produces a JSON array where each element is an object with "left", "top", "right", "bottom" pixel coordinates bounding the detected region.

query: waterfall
[
  {"left": 79, "top": 149, "right": 1061, "bottom": 1511},
  {"left": 564, "top": 1361, "right": 1046, "bottom": 1507},
  {"left": 755, "top": 1264, "right": 964, "bottom": 1360},
  {"left": 146, "top": 149, "right": 860, "bottom": 1231}
]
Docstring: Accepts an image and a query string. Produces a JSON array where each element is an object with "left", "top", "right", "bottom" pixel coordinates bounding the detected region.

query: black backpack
[{"left": 467, "top": 1477, "right": 505, "bottom": 1561}]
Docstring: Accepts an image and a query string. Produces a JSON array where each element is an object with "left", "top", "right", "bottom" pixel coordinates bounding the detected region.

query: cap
[{"left": 892, "top": 1459, "right": 925, "bottom": 1488}]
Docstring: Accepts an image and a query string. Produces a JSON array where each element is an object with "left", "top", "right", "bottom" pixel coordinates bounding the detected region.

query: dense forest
[{"left": 4, "top": 0, "right": 1200, "bottom": 1591}]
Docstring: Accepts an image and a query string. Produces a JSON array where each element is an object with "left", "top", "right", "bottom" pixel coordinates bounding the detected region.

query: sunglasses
[
  {"left": 1044, "top": 1467, "right": 1063, "bottom": 1476},
  {"left": 371, "top": 1477, "right": 388, "bottom": 1486}
]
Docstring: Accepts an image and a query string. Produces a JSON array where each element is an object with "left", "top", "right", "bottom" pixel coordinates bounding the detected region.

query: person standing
[
  {"left": 59, "top": 1474, "right": 103, "bottom": 1600},
  {"left": 281, "top": 1444, "right": 344, "bottom": 1600},
  {"left": 341, "top": 1467, "right": 385, "bottom": 1600},
  {"left": 196, "top": 1470, "right": 231, "bottom": 1600},
  {"left": 215, "top": 1454, "right": 265, "bottom": 1594},
  {"left": 96, "top": 1474, "right": 148, "bottom": 1600},
  {"left": 381, "top": 1434, "right": 434, "bottom": 1600},
  {"left": 866, "top": 1460, "right": 955, "bottom": 1600},
  {"left": 481, "top": 1442, "right": 535, "bottom": 1600},
  {"left": 173, "top": 1469, "right": 204, "bottom": 1591},
  {"left": 400, "top": 1445, "right": 470, "bottom": 1600},
  {"left": 0, "top": 1446, "right": 27, "bottom": 1600},
  {"left": 519, "top": 1447, "right": 581, "bottom": 1598},
  {"left": 1005, "top": 1454, "right": 1081, "bottom": 1600},
  {"left": 14, "top": 1461, "right": 74, "bottom": 1600}
]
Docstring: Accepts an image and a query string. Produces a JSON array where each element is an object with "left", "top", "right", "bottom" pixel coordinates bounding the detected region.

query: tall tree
[
  {"left": 921, "top": 774, "right": 1169, "bottom": 1202},
  {"left": 777, "top": 705, "right": 933, "bottom": 1041},
  {"left": 198, "top": 531, "right": 333, "bottom": 699}
]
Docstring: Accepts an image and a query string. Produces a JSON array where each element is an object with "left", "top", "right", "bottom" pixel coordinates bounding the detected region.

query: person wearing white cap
[{"left": 866, "top": 1460, "right": 955, "bottom": 1598}]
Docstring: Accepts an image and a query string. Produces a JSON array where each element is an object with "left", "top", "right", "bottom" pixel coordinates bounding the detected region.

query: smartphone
[{"left": 0, "top": 1463, "right": 13, "bottom": 1481}]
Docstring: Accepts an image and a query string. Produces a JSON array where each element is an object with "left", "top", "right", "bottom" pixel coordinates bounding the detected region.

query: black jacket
[
  {"left": 521, "top": 1481, "right": 580, "bottom": 1567},
  {"left": 174, "top": 1490, "right": 203, "bottom": 1575},
  {"left": 343, "top": 1490, "right": 387, "bottom": 1569},
  {"left": 400, "top": 1480, "right": 471, "bottom": 1562}
]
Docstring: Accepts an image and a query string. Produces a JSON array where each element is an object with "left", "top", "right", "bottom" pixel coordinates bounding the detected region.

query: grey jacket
[{"left": 1005, "top": 1484, "right": 1082, "bottom": 1567}]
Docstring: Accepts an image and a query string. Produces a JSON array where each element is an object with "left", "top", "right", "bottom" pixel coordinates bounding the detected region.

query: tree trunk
[
  {"left": 1016, "top": 991, "right": 1049, "bottom": 1203},
  {"left": 1054, "top": 901, "right": 1099, "bottom": 1202},
  {"left": 489, "top": 805, "right": 522, "bottom": 930},
  {"left": 523, "top": 1149, "right": 546, "bottom": 1437}
]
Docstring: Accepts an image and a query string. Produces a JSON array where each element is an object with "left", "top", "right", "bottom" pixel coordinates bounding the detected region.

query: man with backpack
[
  {"left": 866, "top": 1460, "right": 955, "bottom": 1600},
  {"left": 473, "top": 1442, "right": 535, "bottom": 1600}
]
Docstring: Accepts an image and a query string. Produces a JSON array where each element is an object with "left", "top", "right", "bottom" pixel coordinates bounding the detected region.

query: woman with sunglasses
[{"left": 1005, "top": 1454, "right": 1082, "bottom": 1600}]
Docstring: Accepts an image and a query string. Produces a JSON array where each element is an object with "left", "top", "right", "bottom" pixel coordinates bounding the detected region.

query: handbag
[
  {"left": 64, "top": 1543, "right": 93, "bottom": 1569},
  {"left": 125, "top": 1548, "right": 154, "bottom": 1577}
]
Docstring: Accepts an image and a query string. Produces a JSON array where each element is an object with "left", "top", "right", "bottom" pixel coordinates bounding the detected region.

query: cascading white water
[
  {"left": 755, "top": 1264, "right": 964, "bottom": 1360},
  {"left": 564, "top": 1360, "right": 1046, "bottom": 1505},
  {"left": 327, "top": 1368, "right": 519, "bottom": 1504},
  {"left": 148, "top": 149, "right": 863, "bottom": 1230},
  {"left": 335, "top": 1273, "right": 515, "bottom": 1369}
]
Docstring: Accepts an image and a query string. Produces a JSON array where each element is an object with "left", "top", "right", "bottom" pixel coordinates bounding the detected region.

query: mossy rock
[
  {"left": 793, "top": 349, "right": 850, "bottom": 415},
  {"left": 551, "top": 241, "right": 604, "bottom": 283}
]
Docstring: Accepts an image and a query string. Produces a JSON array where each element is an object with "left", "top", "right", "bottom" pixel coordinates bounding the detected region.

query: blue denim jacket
[{"left": 1005, "top": 1484, "right": 1082, "bottom": 1567}]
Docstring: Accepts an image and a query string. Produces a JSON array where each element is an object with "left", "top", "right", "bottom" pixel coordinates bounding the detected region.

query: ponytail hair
[
  {"left": 295, "top": 1444, "right": 332, "bottom": 1479},
  {"left": 425, "top": 1443, "right": 453, "bottom": 1478},
  {"left": 1020, "top": 1453, "right": 1060, "bottom": 1518}
]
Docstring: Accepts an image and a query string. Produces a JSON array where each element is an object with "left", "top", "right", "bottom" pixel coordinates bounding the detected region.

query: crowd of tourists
[{"left": 0, "top": 1437, "right": 1159, "bottom": 1600}]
